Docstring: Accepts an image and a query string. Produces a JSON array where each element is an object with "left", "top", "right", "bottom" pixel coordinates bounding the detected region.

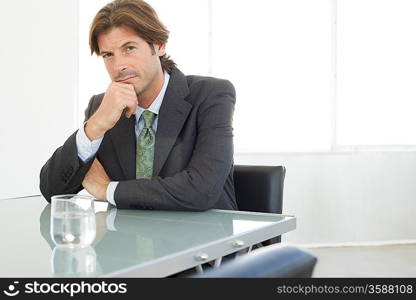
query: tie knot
[{"left": 142, "top": 110, "right": 156, "bottom": 128}]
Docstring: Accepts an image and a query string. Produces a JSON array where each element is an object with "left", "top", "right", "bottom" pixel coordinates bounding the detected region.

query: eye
[
  {"left": 126, "top": 46, "right": 136, "bottom": 52},
  {"left": 102, "top": 53, "right": 112, "bottom": 59}
]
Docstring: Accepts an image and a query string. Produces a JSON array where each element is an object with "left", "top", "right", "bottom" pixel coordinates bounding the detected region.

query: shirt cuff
[
  {"left": 106, "top": 181, "right": 119, "bottom": 206},
  {"left": 76, "top": 122, "right": 103, "bottom": 163}
]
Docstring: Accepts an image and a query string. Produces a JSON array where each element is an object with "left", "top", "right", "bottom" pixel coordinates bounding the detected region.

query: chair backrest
[
  {"left": 233, "top": 165, "right": 285, "bottom": 214},
  {"left": 233, "top": 165, "right": 286, "bottom": 245},
  {"left": 190, "top": 245, "right": 317, "bottom": 278}
]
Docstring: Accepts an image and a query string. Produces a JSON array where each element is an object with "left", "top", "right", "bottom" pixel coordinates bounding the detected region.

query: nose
[{"left": 112, "top": 54, "right": 128, "bottom": 74}]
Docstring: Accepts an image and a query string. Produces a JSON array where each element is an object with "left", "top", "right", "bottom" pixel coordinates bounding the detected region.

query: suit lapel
[
  {"left": 153, "top": 68, "right": 192, "bottom": 176},
  {"left": 108, "top": 115, "right": 136, "bottom": 180}
]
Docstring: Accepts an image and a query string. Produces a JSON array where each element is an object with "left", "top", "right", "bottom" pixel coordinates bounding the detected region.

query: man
[{"left": 39, "top": 0, "right": 237, "bottom": 211}]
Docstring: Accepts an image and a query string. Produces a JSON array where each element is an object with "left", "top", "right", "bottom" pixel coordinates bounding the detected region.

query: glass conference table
[{"left": 0, "top": 195, "right": 296, "bottom": 278}]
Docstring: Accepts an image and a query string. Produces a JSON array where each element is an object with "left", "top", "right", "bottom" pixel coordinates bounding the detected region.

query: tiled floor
[{"left": 303, "top": 244, "right": 416, "bottom": 277}]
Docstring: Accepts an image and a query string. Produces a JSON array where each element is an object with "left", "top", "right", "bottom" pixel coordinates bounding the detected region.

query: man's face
[{"left": 97, "top": 26, "right": 165, "bottom": 96}]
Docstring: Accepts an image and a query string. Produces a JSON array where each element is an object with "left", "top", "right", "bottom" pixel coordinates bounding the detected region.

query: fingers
[
  {"left": 125, "top": 103, "right": 137, "bottom": 118},
  {"left": 118, "top": 84, "right": 137, "bottom": 118},
  {"left": 106, "top": 83, "right": 137, "bottom": 118},
  {"left": 117, "top": 91, "right": 136, "bottom": 109},
  {"left": 113, "top": 82, "right": 135, "bottom": 90},
  {"left": 92, "top": 82, "right": 138, "bottom": 133}
]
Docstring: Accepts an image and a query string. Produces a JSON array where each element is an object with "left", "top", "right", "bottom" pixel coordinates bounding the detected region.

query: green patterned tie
[{"left": 136, "top": 110, "right": 156, "bottom": 179}]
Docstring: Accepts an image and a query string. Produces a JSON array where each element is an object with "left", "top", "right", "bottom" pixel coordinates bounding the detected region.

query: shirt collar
[{"left": 135, "top": 71, "right": 170, "bottom": 122}]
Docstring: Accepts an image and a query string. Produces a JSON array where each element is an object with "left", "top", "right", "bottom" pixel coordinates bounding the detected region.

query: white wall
[
  {"left": 235, "top": 152, "right": 416, "bottom": 245},
  {"left": 0, "top": 0, "right": 78, "bottom": 198}
]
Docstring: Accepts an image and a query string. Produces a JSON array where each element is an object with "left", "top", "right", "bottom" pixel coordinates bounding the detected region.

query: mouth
[{"left": 117, "top": 75, "right": 137, "bottom": 83}]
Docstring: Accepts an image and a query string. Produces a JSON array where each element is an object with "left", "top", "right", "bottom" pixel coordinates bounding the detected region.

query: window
[
  {"left": 211, "top": 0, "right": 332, "bottom": 152},
  {"left": 336, "top": 0, "right": 416, "bottom": 147},
  {"left": 78, "top": 0, "right": 416, "bottom": 152}
]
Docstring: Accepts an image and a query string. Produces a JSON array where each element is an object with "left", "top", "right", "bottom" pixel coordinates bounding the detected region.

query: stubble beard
[
  {"left": 135, "top": 69, "right": 160, "bottom": 100},
  {"left": 134, "top": 84, "right": 145, "bottom": 96},
  {"left": 134, "top": 77, "right": 155, "bottom": 108}
]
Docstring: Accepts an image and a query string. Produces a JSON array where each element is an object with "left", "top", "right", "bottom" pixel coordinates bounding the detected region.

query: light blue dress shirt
[{"left": 76, "top": 72, "right": 170, "bottom": 206}]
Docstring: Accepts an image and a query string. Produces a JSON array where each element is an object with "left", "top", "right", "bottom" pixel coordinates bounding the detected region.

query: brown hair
[{"left": 89, "top": 0, "right": 176, "bottom": 72}]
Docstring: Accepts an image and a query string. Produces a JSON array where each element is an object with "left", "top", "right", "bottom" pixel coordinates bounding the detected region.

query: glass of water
[{"left": 51, "top": 194, "right": 96, "bottom": 248}]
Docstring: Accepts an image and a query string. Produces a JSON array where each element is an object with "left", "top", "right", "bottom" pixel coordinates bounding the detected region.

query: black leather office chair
[
  {"left": 233, "top": 165, "right": 286, "bottom": 245},
  {"left": 190, "top": 245, "right": 317, "bottom": 278}
]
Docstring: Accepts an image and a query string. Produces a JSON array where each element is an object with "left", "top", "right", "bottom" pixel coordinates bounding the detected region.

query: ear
[{"left": 155, "top": 43, "right": 166, "bottom": 56}]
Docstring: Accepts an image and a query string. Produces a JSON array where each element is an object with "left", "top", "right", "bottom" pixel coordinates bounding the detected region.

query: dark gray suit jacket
[{"left": 39, "top": 68, "right": 238, "bottom": 211}]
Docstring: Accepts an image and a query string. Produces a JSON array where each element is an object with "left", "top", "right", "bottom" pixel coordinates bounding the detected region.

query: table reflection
[{"left": 51, "top": 246, "right": 100, "bottom": 277}]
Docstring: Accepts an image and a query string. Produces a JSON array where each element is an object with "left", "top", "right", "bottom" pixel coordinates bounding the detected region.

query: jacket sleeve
[
  {"left": 114, "top": 79, "right": 236, "bottom": 211},
  {"left": 39, "top": 96, "right": 98, "bottom": 202}
]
